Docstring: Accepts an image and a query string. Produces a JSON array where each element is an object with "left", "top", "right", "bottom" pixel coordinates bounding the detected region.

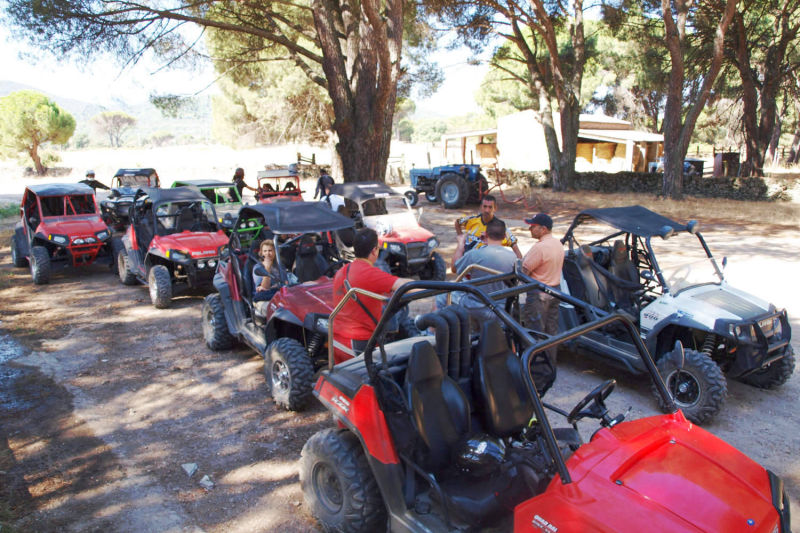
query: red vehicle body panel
[
  {"left": 315, "top": 378, "right": 399, "bottom": 465},
  {"left": 151, "top": 231, "right": 228, "bottom": 257},
  {"left": 37, "top": 215, "right": 108, "bottom": 266},
  {"left": 378, "top": 225, "right": 434, "bottom": 245},
  {"left": 514, "top": 412, "right": 779, "bottom": 532}
]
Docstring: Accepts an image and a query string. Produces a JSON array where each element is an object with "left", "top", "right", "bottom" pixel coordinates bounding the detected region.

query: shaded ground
[{"left": 1, "top": 185, "right": 798, "bottom": 532}]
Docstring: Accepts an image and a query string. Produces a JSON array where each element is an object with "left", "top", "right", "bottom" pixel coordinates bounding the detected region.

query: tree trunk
[
  {"left": 29, "top": 143, "right": 45, "bottom": 175},
  {"left": 312, "top": 0, "right": 402, "bottom": 183},
  {"left": 733, "top": 13, "right": 762, "bottom": 177}
]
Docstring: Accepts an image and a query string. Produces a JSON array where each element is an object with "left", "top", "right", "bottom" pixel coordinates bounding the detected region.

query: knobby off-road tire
[
  {"left": 435, "top": 173, "right": 467, "bottom": 209},
  {"left": 30, "top": 245, "right": 51, "bottom": 285},
  {"left": 430, "top": 251, "right": 446, "bottom": 281},
  {"left": 117, "top": 250, "right": 138, "bottom": 285},
  {"left": 300, "top": 428, "right": 387, "bottom": 532},
  {"left": 265, "top": 337, "right": 314, "bottom": 411},
  {"left": 148, "top": 264, "right": 173, "bottom": 309},
  {"left": 110, "top": 237, "right": 125, "bottom": 274},
  {"left": 10, "top": 235, "right": 27, "bottom": 267},
  {"left": 653, "top": 347, "right": 727, "bottom": 425},
  {"left": 202, "top": 293, "right": 235, "bottom": 351},
  {"left": 404, "top": 189, "right": 419, "bottom": 207},
  {"left": 741, "top": 347, "right": 795, "bottom": 389}
]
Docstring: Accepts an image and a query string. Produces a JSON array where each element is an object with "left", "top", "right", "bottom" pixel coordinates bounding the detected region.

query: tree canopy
[
  {"left": 91, "top": 111, "right": 137, "bottom": 148},
  {"left": 0, "top": 90, "right": 75, "bottom": 175}
]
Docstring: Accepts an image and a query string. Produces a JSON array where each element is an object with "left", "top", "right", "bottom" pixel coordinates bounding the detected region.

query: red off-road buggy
[
  {"left": 330, "top": 181, "right": 446, "bottom": 281},
  {"left": 201, "top": 201, "right": 356, "bottom": 411},
  {"left": 116, "top": 187, "right": 228, "bottom": 308},
  {"left": 300, "top": 275, "right": 792, "bottom": 532},
  {"left": 255, "top": 167, "right": 304, "bottom": 203},
  {"left": 11, "top": 183, "right": 116, "bottom": 284}
]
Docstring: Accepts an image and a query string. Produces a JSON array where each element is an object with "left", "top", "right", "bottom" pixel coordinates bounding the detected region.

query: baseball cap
[
  {"left": 524, "top": 213, "right": 553, "bottom": 230},
  {"left": 86, "top": 169, "right": 95, "bottom": 176}
]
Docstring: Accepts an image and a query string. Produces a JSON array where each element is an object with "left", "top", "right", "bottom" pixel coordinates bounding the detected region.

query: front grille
[{"left": 406, "top": 242, "right": 429, "bottom": 260}]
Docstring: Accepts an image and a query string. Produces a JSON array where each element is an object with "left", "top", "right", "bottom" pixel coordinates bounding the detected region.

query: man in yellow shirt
[{"left": 454, "top": 195, "right": 522, "bottom": 259}]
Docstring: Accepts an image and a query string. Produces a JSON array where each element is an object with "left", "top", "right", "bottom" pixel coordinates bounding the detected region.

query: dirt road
[{"left": 1, "top": 185, "right": 798, "bottom": 532}]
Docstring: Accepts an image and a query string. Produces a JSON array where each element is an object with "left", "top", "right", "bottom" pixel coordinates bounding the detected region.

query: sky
[{"left": 1, "top": 26, "right": 486, "bottom": 117}]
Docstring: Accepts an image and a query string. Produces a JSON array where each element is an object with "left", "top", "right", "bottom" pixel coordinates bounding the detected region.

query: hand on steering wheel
[{"left": 567, "top": 379, "right": 616, "bottom": 425}]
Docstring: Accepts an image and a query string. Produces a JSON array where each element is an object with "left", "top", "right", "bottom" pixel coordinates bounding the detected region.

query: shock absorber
[
  {"left": 701, "top": 333, "right": 717, "bottom": 356},
  {"left": 307, "top": 331, "right": 325, "bottom": 358}
]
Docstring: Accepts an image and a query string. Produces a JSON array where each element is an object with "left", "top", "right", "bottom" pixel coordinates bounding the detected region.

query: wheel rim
[
  {"left": 441, "top": 183, "right": 460, "bottom": 203},
  {"left": 665, "top": 369, "right": 701, "bottom": 407},
  {"left": 271, "top": 358, "right": 290, "bottom": 393},
  {"left": 312, "top": 462, "right": 343, "bottom": 514},
  {"left": 202, "top": 305, "right": 214, "bottom": 340}
]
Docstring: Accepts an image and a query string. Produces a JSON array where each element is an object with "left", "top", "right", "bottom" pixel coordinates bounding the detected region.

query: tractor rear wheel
[
  {"left": 300, "top": 428, "right": 386, "bottom": 532},
  {"left": 148, "top": 264, "right": 173, "bottom": 308},
  {"left": 30, "top": 246, "right": 51, "bottom": 285},
  {"left": 436, "top": 173, "right": 467, "bottom": 209},
  {"left": 265, "top": 337, "right": 314, "bottom": 411}
]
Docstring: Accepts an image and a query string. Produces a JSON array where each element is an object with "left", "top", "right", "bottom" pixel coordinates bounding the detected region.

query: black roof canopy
[
  {"left": 27, "top": 183, "right": 96, "bottom": 197},
  {"left": 236, "top": 201, "right": 354, "bottom": 234},
  {"left": 114, "top": 168, "right": 157, "bottom": 177},
  {"left": 330, "top": 181, "right": 401, "bottom": 202},
  {"left": 139, "top": 186, "right": 208, "bottom": 205},
  {"left": 171, "top": 179, "right": 232, "bottom": 189},
  {"left": 566, "top": 205, "right": 689, "bottom": 239}
]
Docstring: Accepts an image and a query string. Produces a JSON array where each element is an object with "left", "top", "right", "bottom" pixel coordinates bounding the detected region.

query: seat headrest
[
  {"left": 478, "top": 321, "right": 510, "bottom": 359},
  {"left": 406, "top": 342, "right": 444, "bottom": 384}
]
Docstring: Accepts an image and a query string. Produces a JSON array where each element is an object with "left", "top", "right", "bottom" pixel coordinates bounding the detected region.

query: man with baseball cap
[{"left": 521, "top": 212, "right": 564, "bottom": 392}]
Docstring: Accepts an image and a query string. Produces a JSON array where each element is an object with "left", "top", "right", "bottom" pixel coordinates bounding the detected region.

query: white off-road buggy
[{"left": 558, "top": 205, "right": 794, "bottom": 424}]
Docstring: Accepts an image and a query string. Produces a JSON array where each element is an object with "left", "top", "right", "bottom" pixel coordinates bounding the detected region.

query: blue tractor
[{"left": 406, "top": 164, "right": 489, "bottom": 209}]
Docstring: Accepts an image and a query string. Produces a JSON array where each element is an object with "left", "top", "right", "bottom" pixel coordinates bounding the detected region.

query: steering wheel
[{"left": 567, "top": 379, "right": 616, "bottom": 425}]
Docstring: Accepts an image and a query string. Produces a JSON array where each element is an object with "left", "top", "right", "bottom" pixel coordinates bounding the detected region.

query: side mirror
[
  {"left": 659, "top": 225, "right": 674, "bottom": 240},
  {"left": 253, "top": 264, "right": 268, "bottom": 276},
  {"left": 640, "top": 270, "right": 655, "bottom": 281},
  {"left": 686, "top": 220, "right": 699, "bottom": 234}
]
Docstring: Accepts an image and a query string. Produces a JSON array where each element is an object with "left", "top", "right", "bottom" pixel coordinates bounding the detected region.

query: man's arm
[
  {"left": 450, "top": 233, "right": 467, "bottom": 274},
  {"left": 454, "top": 218, "right": 463, "bottom": 235},
  {"left": 391, "top": 277, "right": 415, "bottom": 292},
  {"left": 512, "top": 242, "right": 522, "bottom": 259}
]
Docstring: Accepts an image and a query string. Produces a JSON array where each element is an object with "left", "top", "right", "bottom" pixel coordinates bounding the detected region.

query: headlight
[
  {"left": 85, "top": 237, "right": 96, "bottom": 243},
  {"left": 387, "top": 243, "right": 403, "bottom": 254},
  {"left": 49, "top": 234, "right": 68, "bottom": 245},
  {"left": 239, "top": 222, "right": 246, "bottom": 229},
  {"left": 197, "top": 260, "right": 206, "bottom": 269},
  {"left": 73, "top": 238, "right": 85, "bottom": 244},
  {"left": 427, "top": 237, "right": 439, "bottom": 249},
  {"left": 316, "top": 317, "right": 329, "bottom": 331},
  {"left": 207, "top": 259, "right": 217, "bottom": 268},
  {"left": 167, "top": 250, "right": 191, "bottom": 262},
  {"left": 95, "top": 230, "right": 110, "bottom": 241},
  {"left": 248, "top": 220, "right": 256, "bottom": 228}
]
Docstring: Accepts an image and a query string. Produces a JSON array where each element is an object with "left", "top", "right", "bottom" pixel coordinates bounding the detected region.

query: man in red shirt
[{"left": 332, "top": 228, "right": 414, "bottom": 360}]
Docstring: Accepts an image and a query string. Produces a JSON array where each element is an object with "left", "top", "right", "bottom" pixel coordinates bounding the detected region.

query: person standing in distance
[
  {"left": 454, "top": 195, "right": 522, "bottom": 258},
  {"left": 232, "top": 167, "right": 257, "bottom": 199},
  {"left": 332, "top": 228, "right": 414, "bottom": 360},
  {"left": 521, "top": 213, "right": 564, "bottom": 390}
]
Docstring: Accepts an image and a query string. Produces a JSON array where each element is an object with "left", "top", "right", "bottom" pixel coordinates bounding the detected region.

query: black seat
[
  {"left": 473, "top": 321, "right": 536, "bottom": 437},
  {"left": 176, "top": 207, "right": 196, "bottom": 232},
  {"left": 608, "top": 240, "right": 640, "bottom": 310},
  {"left": 405, "top": 342, "right": 471, "bottom": 473},
  {"left": 576, "top": 245, "right": 609, "bottom": 309},
  {"left": 294, "top": 236, "right": 329, "bottom": 282}
]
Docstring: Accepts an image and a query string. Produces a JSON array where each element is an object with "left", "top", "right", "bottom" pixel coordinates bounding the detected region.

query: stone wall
[{"left": 504, "top": 170, "right": 797, "bottom": 201}]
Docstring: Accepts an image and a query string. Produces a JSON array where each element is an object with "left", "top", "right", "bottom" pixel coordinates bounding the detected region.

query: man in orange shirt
[
  {"left": 332, "top": 228, "right": 414, "bottom": 360},
  {"left": 521, "top": 213, "right": 564, "bottom": 386}
]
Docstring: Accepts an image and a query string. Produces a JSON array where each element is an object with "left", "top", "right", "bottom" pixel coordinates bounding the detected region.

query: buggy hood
[
  {"left": 516, "top": 413, "right": 779, "bottom": 532},
  {"left": 39, "top": 215, "right": 108, "bottom": 237},
  {"left": 331, "top": 181, "right": 400, "bottom": 203},
  {"left": 152, "top": 231, "right": 228, "bottom": 258}
]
